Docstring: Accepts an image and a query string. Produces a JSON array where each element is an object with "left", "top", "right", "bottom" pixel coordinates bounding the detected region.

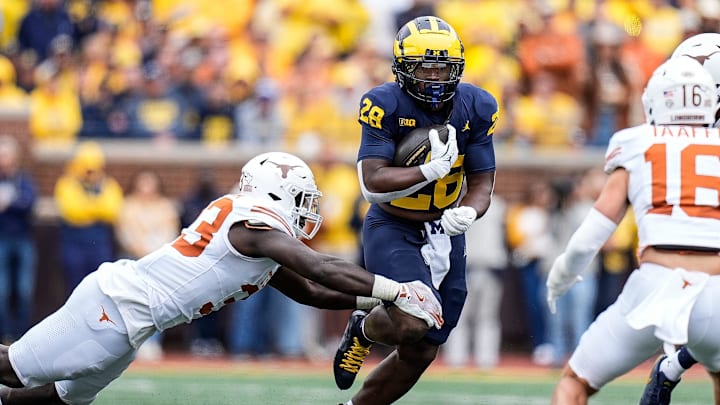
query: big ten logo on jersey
[
  {"left": 172, "top": 197, "right": 233, "bottom": 257},
  {"left": 359, "top": 97, "right": 385, "bottom": 129},
  {"left": 399, "top": 118, "right": 417, "bottom": 127},
  {"left": 644, "top": 128, "right": 720, "bottom": 220},
  {"left": 391, "top": 155, "right": 465, "bottom": 211}
]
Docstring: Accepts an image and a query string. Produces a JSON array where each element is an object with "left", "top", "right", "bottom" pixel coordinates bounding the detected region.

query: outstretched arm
[
  {"left": 230, "top": 222, "right": 443, "bottom": 328},
  {"left": 546, "top": 169, "right": 629, "bottom": 312},
  {"left": 269, "top": 267, "right": 379, "bottom": 310},
  {"left": 230, "top": 222, "right": 394, "bottom": 299}
]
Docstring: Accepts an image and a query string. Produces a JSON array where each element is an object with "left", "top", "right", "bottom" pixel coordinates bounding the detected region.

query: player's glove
[
  {"left": 441, "top": 206, "right": 477, "bottom": 236},
  {"left": 393, "top": 281, "right": 444, "bottom": 329},
  {"left": 419, "top": 124, "right": 458, "bottom": 181},
  {"left": 546, "top": 253, "right": 583, "bottom": 314}
]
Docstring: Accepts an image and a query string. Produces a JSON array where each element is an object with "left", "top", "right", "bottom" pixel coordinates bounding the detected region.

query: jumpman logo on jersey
[
  {"left": 266, "top": 161, "right": 302, "bottom": 179},
  {"left": 461, "top": 120, "right": 470, "bottom": 132},
  {"left": 681, "top": 279, "right": 692, "bottom": 289},
  {"left": 99, "top": 305, "right": 117, "bottom": 326}
]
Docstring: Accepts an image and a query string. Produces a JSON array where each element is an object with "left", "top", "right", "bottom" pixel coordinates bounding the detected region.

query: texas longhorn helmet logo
[{"left": 266, "top": 161, "right": 302, "bottom": 179}]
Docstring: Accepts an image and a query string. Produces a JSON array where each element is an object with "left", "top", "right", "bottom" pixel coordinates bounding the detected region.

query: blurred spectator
[
  {"left": 0, "top": 0, "right": 30, "bottom": 49},
  {"left": 443, "top": 196, "right": 509, "bottom": 370},
  {"left": 197, "top": 80, "right": 235, "bottom": 145},
  {"left": 512, "top": 69, "right": 583, "bottom": 148},
  {"left": 29, "top": 60, "right": 82, "bottom": 144},
  {"left": 516, "top": 5, "right": 585, "bottom": 99},
  {"left": 115, "top": 170, "right": 179, "bottom": 260},
  {"left": 234, "top": 77, "right": 284, "bottom": 146},
  {"left": 0, "top": 55, "right": 29, "bottom": 112},
  {"left": 116, "top": 169, "right": 179, "bottom": 361},
  {"left": 17, "top": 0, "right": 74, "bottom": 62},
  {"left": 506, "top": 181, "right": 556, "bottom": 365},
  {"left": 582, "top": 22, "right": 636, "bottom": 148},
  {"left": 54, "top": 141, "right": 123, "bottom": 296},
  {"left": 545, "top": 169, "right": 604, "bottom": 368},
  {"left": 227, "top": 286, "right": 307, "bottom": 360},
  {"left": 639, "top": 0, "right": 685, "bottom": 58},
  {"left": 123, "top": 62, "right": 195, "bottom": 141},
  {"left": 0, "top": 135, "right": 37, "bottom": 342}
]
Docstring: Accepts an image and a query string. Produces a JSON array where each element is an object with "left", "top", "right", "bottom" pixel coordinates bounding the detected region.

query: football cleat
[
  {"left": 638, "top": 355, "right": 680, "bottom": 405},
  {"left": 334, "top": 310, "right": 373, "bottom": 390}
]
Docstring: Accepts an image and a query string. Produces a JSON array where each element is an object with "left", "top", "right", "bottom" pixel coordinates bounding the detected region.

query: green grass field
[{"left": 92, "top": 358, "right": 714, "bottom": 405}]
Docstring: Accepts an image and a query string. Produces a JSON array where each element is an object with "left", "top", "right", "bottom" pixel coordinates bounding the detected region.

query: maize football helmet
[
  {"left": 393, "top": 16, "right": 464, "bottom": 110},
  {"left": 641, "top": 57, "right": 718, "bottom": 126},
  {"left": 671, "top": 33, "right": 720, "bottom": 125},
  {"left": 239, "top": 152, "right": 322, "bottom": 240}
]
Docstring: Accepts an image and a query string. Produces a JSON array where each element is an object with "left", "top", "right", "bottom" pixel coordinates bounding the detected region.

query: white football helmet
[
  {"left": 641, "top": 57, "right": 718, "bottom": 126},
  {"left": 239, "top": 152, "right": 323, "bottom": 239},
  {"left": 671, "top": 33, "right": 720, "bottom": 125}
]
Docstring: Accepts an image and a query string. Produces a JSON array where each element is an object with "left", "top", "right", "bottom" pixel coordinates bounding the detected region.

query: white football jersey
[
  {"left": 96, "top": 194, "right": 296, "bottom": 347},
  {"left": 604, "top": 123, "right": 720, "bottom": 250}
]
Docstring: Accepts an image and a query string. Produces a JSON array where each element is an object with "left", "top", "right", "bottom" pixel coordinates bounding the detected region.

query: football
[{"left": 393, "top": 125, "right": 449, "bottom": 167}]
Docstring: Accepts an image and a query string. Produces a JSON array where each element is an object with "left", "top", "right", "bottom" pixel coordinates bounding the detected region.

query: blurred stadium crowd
[
  {"left": 1, "top": 0, "right": 719, "bottom": 156},
  {"left": 0, "top": 0, "right": 718, "bottom": 365}
]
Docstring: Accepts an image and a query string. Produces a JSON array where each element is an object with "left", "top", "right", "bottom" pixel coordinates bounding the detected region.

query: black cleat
[
  {"left": 639, "top": 355, "right": 680, "bottom": 405},
  {"left": 333, "top": 310, "right": 373, "bottom": 390}
]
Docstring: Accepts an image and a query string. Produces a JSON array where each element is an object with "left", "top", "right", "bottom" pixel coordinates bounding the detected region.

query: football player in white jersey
[
  {"left": 0, "top": 151, "right": 444, "bottom": 405},
  {"left": 545, "top": 56, "right": 720, "bottom": 405},
  {"left": 638, "top": 32, "right": 720, "bottom": 405}
]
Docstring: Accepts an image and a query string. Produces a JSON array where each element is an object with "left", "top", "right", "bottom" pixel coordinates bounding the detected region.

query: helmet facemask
[
  {"left": 288, "top": 185, "right": 323, "bottom": 240},
  {"left": 239, "top": 152, "right": 324, "bottom": 240}
]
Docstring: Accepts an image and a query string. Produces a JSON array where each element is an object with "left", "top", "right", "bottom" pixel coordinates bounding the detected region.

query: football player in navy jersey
[{"left": 334, "top": 16, "right": 499, "bottom": 405}]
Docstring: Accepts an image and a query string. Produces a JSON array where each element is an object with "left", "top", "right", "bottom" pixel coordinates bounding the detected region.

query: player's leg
[
  {"left": 552, "top": 269, "right": 663, "bottom": 405},
  {"left": 350, "top": 339, "right": 438, "bottom": 405},
  {"left": 4, "top": 271, "right": 137, "bottom": 404},
  {"left": 342, "top": 214, "right": 467, "bottom": 405},
  {"left": 335, "top": 208, "right": 441, "bottom": 390},
  {"left": 638, "top": 347, "right": 695, "bottom": 405}
]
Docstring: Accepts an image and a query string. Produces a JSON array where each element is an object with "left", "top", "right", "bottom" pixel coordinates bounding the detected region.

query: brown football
[{"left": 393, "top": 125, "right": 449, "bottom": 167}]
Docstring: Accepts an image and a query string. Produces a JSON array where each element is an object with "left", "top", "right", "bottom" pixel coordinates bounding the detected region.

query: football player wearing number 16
[
  {"left": 333, "top": 16, "right": 498, "bottom": 405},
  {"left": 0, "top": 151, "right": 443, "bottom": 405},
  {"left": 545, "top": 58, "right": 720, "bottom": 405}
]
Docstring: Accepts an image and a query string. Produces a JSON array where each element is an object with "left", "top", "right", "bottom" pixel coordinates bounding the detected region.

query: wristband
[
  {"left": 356, "top": 296, "right": 382, "bottom": 309},
  {"left": 564, "top": 207, "right": 618, "bottom": 278},
  {"left": 371, "top": 275, "right": 401, "bottom": 301}
]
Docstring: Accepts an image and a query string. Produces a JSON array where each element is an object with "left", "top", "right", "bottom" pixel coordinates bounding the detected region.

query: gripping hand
[
  {"left": 546, "top": 253, "right": 583, "bottom": 314},
  {"left": 393, "top": 281, "right": 444, "bottom": 329},
  {"left": 419, "top": 124, "right": 458, "bottom": 181},
  {"left": 441, "top": 206, "right": 477, "bottom": 236}
]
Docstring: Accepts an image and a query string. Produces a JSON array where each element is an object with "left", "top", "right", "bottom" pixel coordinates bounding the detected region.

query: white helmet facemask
[{"left": 239, "top": 152, "right": 323, "bottom": 240}]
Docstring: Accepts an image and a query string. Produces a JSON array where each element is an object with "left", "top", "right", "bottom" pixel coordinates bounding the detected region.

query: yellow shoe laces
[{"left": 339, "top": 337, "right": 371, "bottom": 373}]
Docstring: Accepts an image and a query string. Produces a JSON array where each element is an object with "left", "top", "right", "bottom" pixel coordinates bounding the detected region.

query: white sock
[
  {"left": 344, "top": 401, "right": 353, "bottom": 405},
  {"left": 660, "top": 353, "right": 685, "bottom": 381}
]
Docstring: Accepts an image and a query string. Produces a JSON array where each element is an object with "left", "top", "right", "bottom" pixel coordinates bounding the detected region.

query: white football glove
[
  {"left": 441, "top": 206, "right": 477, "bottom": 236},
  {"left": 419, "top": 124, "right": 458, "bottom": 181},
  {"left": 393, "top": 281, "right": 444, "bottom": 329},
  {"left": 546, "top": 253, "right": 583, "bottom": 314}
]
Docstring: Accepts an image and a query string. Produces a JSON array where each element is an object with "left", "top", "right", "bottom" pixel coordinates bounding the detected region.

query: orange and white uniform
[
  {"left": 569, "top": 123, "right": 720, "bottom": 389},
  {"left": 9, "top": 194, "right": 295, "bottom": 405}
]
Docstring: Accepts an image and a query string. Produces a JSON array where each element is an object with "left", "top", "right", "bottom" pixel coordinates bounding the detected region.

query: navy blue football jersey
[{"left": 357, "top": 82, "right": 498, "bottom": 213}]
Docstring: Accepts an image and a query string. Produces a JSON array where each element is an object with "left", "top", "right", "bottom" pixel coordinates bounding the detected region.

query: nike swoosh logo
[{"left": 416, "top": 293, "right": 425, "bottom": 302}]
